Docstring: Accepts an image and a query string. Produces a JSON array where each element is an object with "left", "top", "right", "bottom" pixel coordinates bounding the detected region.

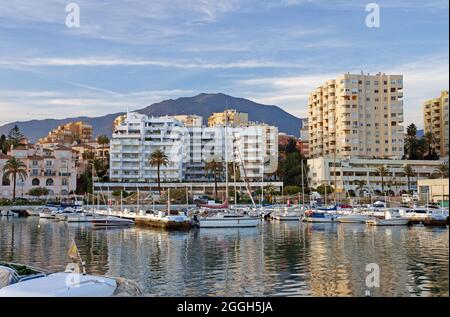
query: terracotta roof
[
  {"left": 28, "top": 155, "right": 44, "bottom": 160},
  {"left": 54, "top": 145, "right": 72, "bottom": 151}
]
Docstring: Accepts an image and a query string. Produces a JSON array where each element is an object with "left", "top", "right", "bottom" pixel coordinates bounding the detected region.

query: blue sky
[{"left": 0, "top": 0, "right": 448, "bottom": 128}]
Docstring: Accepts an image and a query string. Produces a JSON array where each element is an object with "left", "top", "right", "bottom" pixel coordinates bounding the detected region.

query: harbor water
[{"left": 0, "top": 217, "right": 448, "bottom": 296}]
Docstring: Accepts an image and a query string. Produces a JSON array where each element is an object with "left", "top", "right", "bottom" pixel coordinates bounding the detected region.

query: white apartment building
[
  {"left": 308, "top": 157, "right": 445, "bottom": 195},
  {"left": 0, "top": 144, "right": 77, "bottom": 199},
  {"left": 110, "top": 113, "right": 186, "bottom": 182},
  {"left": 308, "top": 72, "right": 404, "bottom": 159},
  {"left": 110, "top": 113, "right": 278, "bottom": 183}
]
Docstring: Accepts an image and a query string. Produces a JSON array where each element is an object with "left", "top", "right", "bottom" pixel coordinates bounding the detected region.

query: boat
[
  {"left": 91, "top": 216, "right": 135, "bottom": 227},
  {"left": 0, "top": 263, "right": 143, "bottom": 297},
  {"left": 366, "top": 209, "right": 409, "bottom": 226},
  {"left": 337, "top": 214, "right": 370, "bottom": 224},
  {"left": 194, "top": 211, "right": 259, "bottom": 228},
  {"left": 0, "top": 263, "right": 47, "bottom": 289},
  {"left": 0, "top": 209, "right": 16, "bottom": 217},
  {"left": 272, "top": 207, "right": 302, "bottom": 221},
  {"left": 302, "top": 210, "right": 339, "bottom": 223}
]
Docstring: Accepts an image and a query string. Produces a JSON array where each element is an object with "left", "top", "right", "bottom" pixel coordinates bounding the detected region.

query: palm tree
[
  {"left": 375, "top": 165, "right": 389, "bottom": 195},
  {"left": 355, "top": 179, "right": 367, "bottom": 197},
  {"left": 434, "top": 161, "right": 449, "bottom": 178},
  {"left": 403, "top": 165, "right": 415, "bottom": 193},
  {"left": 205, "top": 159, "right": 223, "bottom": 200},
  {"left": 423, "top": 131, "right": 438, "bottom": 159},
  {"left": 3, "top": 157, "right": 27, "bottom": 201},
  {"left": 97, "top": 135, "right": 110, "bottom": 145},
  {"left": 264, "top": 184, "right": 276, "bottom": 203},
  {"left": 149, "top": 149, "right": 169, "bottom": 195}
]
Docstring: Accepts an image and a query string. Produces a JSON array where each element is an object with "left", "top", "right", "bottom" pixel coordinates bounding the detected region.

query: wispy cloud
[{"left": 0, "top": 57, "right": 310, "bottom": 69}]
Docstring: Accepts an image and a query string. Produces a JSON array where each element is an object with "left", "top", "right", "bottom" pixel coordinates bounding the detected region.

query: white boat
[
  {"left": 1, "top": 210, "right": 16, "bottom": 217},
  {"left": 366, "top": 209, "right": 409, "bottom": 226},
  {"left": 337, "top": 214, "right": 370, "bottom": 223},
  {"left": 302, "top": 210, "right": 339, "bottom": 223},
  {"left": 91, "top": 216, "right": 135, "bottom": 227},
  {"left": 196, "top": 213, "right": 259, "bottom": 228},
  {"left": 0, "top": 265, "right": 143, "bottom": 297}
]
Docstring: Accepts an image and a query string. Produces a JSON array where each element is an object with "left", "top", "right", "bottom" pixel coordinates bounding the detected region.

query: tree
[
  {"left": 355, "top": 179, "right": 367, "bottom": 197},
  {"left": 2, "top": 157, "right": 27, "bottom": 201},
  {"left": 0, "top": 134, "right": 6, "bottom": 154},
  {"left": 97, "top": 135, "right": 110, "bottom": 145},
  {"left": 6, "top": 125, "right": 25, "bottom": 149},
  {"left": 375, "top": 165, "right": 390, "bottom": 194},
  {"left": 423, "top": 132, "right": 439, "bottom": 160},
  {"left": 285, "top": 138, "right": 299, "bottom": 154},
  {"left": 28, "top": 187, "right": 50, "bottom": 197},
  {"left": 403, "top": 165, "right": 415, "bottom": 193},
  {"left": 149, "top": 149, "right": 169, "bottom": 195},
  {"left": 434, "top": 161, "right": 449, "bottom": 179},
  {"left": 205, "top": 159, "right": 223, "bottom": 200},
  {"left": 316, "top": 184, "right": 334, "bottom": 196},
  {"left": 404, "top": 124, "right": 421, "bottom": 159}
]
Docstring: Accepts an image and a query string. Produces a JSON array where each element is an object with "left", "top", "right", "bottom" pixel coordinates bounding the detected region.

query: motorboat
[
  {"left": 0, "top": 263, "right": 143, "bottom": 297},
  {"left": 366, "top": 209, "right": 409, "bottom": 226},
  {"left": 337, "top": 214, "right": 370, "bottom": 224},
  {"left": 0, "top": 263, "right": 47, "bottom": 289},
  {"left": 272, "top": 207, "right": 302, "bottom": 221},
  {"left": 194, "top": 210, "right": 259, "bottom": 228},
  {"left": 91, "top": 216, "right": 135, "bottom": 227},
  {"left": 302, "top": 210, "right": 339, "bottom": 223}
]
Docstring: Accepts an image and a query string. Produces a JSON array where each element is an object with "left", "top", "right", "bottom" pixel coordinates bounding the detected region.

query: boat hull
[{"left": 199, "top": 218, "right": 259, "bottom": 228}]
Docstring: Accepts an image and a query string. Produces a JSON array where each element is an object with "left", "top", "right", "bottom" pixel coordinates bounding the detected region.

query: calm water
[{"left": 0, "top": 217, "right": 448, "bottom": 297}]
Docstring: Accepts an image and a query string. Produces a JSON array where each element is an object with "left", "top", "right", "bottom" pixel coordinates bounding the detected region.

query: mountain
[{"left": 0, "top": 93, "right": 302, "bottom": 142}]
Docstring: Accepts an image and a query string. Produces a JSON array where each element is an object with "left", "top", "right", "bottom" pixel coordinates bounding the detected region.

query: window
[
  {"left": 32, "top": 178, "right": 40, "bottom": 186},
  {"left": 46, "top": 178, "right": 54, "bottom": 186},
  {"left": 62, "top": 178, "right": 68, "bottom": 186}
]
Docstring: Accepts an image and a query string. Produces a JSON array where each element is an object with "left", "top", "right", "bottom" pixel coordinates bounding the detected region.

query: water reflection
[{"left": 0, "top": 218, "right": 448, "bottom": 297}]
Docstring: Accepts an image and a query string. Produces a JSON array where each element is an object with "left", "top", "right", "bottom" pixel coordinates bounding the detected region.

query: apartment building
[
  {"left": 0, "top": 144, "right": 77, "bottom": 199},
  {"left": 171, "top": 115, "right": 203, "bottom": 128},
  {"left": 308, "top": 72, "right": 404, "bottom": 159},
  {"left": 423, "top": 90, "right": 449, "bottom": 158},
  {"left": 110, "top": 113, "right": 278, "bottom": 183},
  {"left": 308, "top": 157, "right": 445, "bottom": 195},
  {"left": 110, "top": 113, "right": 186, "bottom": 182},
  {"left": 38, "top": 121, "right": 93, "bottom": 146},
  {"left": 208, "top": 109, "right": 249, "bottom": 127}
]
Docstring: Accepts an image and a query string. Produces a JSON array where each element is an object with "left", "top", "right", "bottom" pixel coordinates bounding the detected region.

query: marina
[{"left": 0, "top": 216, "right": 447, "bottom": 296}]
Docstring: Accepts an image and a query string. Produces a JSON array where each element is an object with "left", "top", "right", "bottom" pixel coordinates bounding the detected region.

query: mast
[
  {"left": 301, "top": 159, "right": 305, "bottom": 206},
  {"left": 224, "top": 110, "right": 229, "bottom": 202}
]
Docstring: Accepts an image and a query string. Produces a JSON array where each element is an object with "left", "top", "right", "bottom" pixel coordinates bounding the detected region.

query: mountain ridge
[{"left": 0, "top": 93, "right": 302, "bottom": 142}]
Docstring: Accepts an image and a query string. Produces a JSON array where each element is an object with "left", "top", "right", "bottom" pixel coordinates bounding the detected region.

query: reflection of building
[
  {"left": 0, "top": 143, "right": 77, "bottom": 198},
  {"left": 423, "top": 90, "right": 449, "bottom": 158},
  {"left": 418, "top": 178, "right": 449, "bottom": 204},
  {"left": 208, "top": 109, "right": 249, "bottom": 127},
  {"left": 38, "top": 121, "right": 93, "bottom": 146},
  {"left": 308, "top": 72, "right": 404, "bottom": 159},
  {"left": 308, "top": 157, "right": 445, "bottom": 194},
  {"left": 109, "top": 112, "right": 278, "bottom": 183}
]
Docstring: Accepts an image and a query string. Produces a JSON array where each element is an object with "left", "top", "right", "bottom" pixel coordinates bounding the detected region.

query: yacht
[
  {"left": 366, "top": 209, "right": 409, "bottom": 226},
  {"left": 194, "top": 210, "right": 259, "bottom": 228},
  {"left": 337, "top": 213, "right": 370, "bottom": 224},
  {"left": 302, "top": 210, "right": 339, "bottom": 223}
]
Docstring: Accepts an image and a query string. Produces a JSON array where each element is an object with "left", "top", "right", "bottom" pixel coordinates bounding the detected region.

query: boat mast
[
  {"left": 224, "top": 108, "right": 229, "bottom": 203},
  {"left": 301, "top": 159, "right": 305, "bottom": 206}
]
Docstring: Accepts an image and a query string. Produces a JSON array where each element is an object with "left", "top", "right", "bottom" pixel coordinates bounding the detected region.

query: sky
[{"left": 0, "top": 0, "right": 448, "bottom": 129}]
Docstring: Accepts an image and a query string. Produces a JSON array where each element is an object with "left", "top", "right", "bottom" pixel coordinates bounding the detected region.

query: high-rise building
[
  {"left": 109, "top": 113, "right": 278, "bottom": 183},
  {"left": 423, "top": 90, "right": 449, "bottom": 158},
  {"left": 208, "top": 109, "right": 249, "bottom": 127},
  {"left": 38, "top": 121, "right": 93, "bottom": 146},
  {"left": 308, "top": 72, "right": 404, "bottom": 159}
]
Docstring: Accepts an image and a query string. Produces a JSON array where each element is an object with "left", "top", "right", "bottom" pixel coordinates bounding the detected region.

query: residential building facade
[
  {"left": 308, "top": 157, "right": 445, "bottom": 195},
  {"left": 208, "top": 109, "right": 249, "bottom": 127},
  {"left": 110, "top": 112, "right": 278, "bottom": 183},
  {"left": 423, "top": 90, "right": 449, "bottom": 158},
  {"left": 0, "top": 144, "right": 77, "bottom": 199},
  {"left": 308, "top": 72, "right": 404, "bottom": 159},
  {"left": 38, "top": 121, "right": 94, "bottom": 146}
]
